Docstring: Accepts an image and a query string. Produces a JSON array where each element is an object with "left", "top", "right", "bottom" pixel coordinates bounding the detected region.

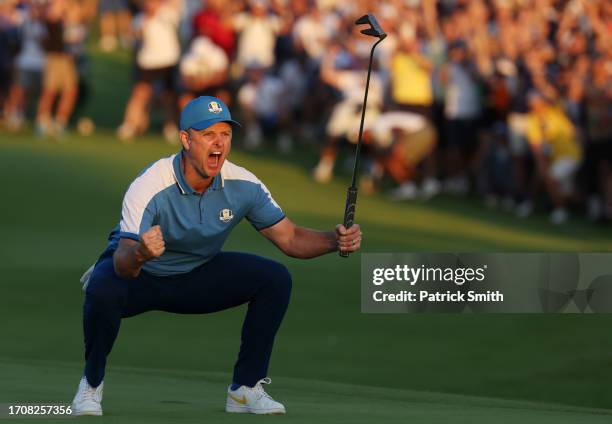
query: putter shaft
[{"left": 340, "top": 16, "right": 386, "bottom": 258}]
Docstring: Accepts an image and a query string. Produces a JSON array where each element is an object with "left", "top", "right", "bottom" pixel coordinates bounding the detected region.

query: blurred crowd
[{"left": 0, "top": 0, "right": 611, "bottom": 224}]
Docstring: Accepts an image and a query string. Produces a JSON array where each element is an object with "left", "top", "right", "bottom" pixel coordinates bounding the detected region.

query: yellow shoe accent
[{"left": 228, "top": 393, "right": 247, "bottom": 405}]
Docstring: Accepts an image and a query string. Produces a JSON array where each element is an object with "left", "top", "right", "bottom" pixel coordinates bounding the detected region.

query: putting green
[
  {"left": 2, "top": 359, "right": 611, "bottom": 424},
  {"left": 2, "top": 134, "right": 612, "bottom": 421}
]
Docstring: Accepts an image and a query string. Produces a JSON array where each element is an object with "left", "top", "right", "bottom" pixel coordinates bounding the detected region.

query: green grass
[
  {"left": 1, "top": 47, "right": 612, "bottom": 422},
  {"left": 2, "top": 359, "right": 612, "bottom": 424},
  {"left": 1, "top": 133, "right": 612, "bottom": 423}
]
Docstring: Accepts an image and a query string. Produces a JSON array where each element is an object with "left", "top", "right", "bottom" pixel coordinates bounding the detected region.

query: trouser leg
[
  {"left": 82, "top": 252, "right": 156, "bottom": 387},
  {"left": 156, "top": 252, "right": 292, "bottom": 387},
  {"left": 233, "top": 257, "right": 292, "bottom": 386}
]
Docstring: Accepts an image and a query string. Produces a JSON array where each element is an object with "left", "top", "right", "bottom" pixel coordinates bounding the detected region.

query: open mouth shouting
[{"left": 207, "top": 150, "right": 224, "bottom": 172}]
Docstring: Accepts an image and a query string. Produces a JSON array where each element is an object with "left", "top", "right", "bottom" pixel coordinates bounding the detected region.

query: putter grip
[{"left": 339, "top": 187, "right": 358, "bottom": 258}]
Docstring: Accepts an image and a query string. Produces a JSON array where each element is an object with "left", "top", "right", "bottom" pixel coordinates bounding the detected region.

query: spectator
[
  {"left": 390, "top": 23, "right": 434, "bottom": 118},
  {"left": 371, "top": 111, "right": 439, "bottom": 201},
  {"left": 4, "top": 0, "right": 46, "bottom": 131},
  {"left": 583, "top": 56, "right": 612, "bottom": 221},
  {"left": 232, "top": 0, "right": 282, "bottom": 76},
  {"left": 312, "top": 42, "right": 383, "bottom": 184},
  {"left": 237, "top": 62, "right": 290, "bottom": 151},
  {"left": 0, "top": 0, "right": 20, "bottom": 118},
  {"left": 117, "top": 0, "right": 183, "bottom": 143},
  {"left": 440, "top": 39, "right": 482, "bottom": 194},
  {"left": 388, "top": 21, "right": 439, "bottom": 197},
  {"left": 191, "top": 0, "right": 235, "bottom": 58},
  {"left": 36, "top": 0, "right": 80, "bottom": 137},
  {"left": 179, "top": 35, "right": 230, "bottom": 108},
  {"left": 292, "top": 5, "right": 337, "bottom": 64},
  {"left": 524, "top": 91, "right": 582, "bottom": 224}
]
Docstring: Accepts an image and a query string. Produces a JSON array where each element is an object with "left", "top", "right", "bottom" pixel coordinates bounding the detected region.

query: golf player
[{"left": 71, "top": 96, "right": 362, "bottom": 416}]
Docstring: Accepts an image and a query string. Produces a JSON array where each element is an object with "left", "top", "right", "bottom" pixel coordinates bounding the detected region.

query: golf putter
[{"left": 339, "top": 14, "right": 386, "bottom": 258}]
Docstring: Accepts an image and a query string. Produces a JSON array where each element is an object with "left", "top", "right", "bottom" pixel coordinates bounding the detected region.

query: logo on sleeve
[
  {"left": 219, "top": 208, "right": 234, "bottom": 223},
  {"left": 208, "top": 101, "right": 223, "bottom": 114}
]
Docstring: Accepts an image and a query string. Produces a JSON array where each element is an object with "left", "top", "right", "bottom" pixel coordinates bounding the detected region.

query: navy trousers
[{"left": 83, "top": 250, "right": 292, "bottom": 388}]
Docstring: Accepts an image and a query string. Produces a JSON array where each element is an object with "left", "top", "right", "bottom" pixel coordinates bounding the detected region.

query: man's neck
[{"left": 181, "top": 154, "right": 213, "bottom": 194}]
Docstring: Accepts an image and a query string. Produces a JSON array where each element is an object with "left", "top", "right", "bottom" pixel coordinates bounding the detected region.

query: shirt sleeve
[
  {"left": 118, "top": 183, "right": 158, "bottom": 241},
  {"left": 246, "top": 181, "right": 285, "bottom": 230}
]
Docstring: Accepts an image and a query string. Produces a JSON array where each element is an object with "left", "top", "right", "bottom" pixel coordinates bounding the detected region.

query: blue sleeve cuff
[
  {"left": 251, "top": 214, "right": 286, "bottom": 231},
  {"left": 118, "top": 231, "right": 140, "bottom": 241}
]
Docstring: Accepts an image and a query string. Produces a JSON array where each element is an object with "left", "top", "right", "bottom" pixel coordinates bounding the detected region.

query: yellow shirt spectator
[
  {"left": 526, "top": 105, "right": 582, "bottom": 162},
  {"left": 391, "top": 52, "right": 433, "bottom": 106}
]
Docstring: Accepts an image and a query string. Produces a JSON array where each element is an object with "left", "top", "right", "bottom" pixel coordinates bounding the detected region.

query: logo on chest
[{"left": 219, "top": 208, "right": 234, "bottom": 223}]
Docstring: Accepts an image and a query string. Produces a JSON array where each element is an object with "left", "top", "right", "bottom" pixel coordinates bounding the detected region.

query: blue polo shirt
[{"left": 106, "top": 153, "right": 285, "bottom": 276}]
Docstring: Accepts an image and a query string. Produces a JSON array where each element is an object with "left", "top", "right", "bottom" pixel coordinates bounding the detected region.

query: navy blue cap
[{"left": 179, "top": 96, "right": 241, "bottom": 131}]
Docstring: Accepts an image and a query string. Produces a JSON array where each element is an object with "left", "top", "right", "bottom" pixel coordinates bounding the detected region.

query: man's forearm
[
  {"left": 260, "top": 218, "right": 361, "bottom": 258},
  {"left": 113, "top": 242, "right": 148, "bottom": 279},
  {"left": 283, "top": 227, "right": 337, "bottom": 259}
]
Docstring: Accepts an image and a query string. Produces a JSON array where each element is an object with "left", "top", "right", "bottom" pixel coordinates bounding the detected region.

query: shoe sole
[
  {"left": 225, "top": 404, "right": 285, "bottom": 415},
  {"left": 72, "top": 410, "right": 103, "bottom": 416}
]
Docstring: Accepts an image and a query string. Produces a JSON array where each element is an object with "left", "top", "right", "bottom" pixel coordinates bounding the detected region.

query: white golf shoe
[
  {"left": 225, "top": 377, "right": 286, "bottom": 414},
  {"left": 71, "top": 376, "right": 103, "bottom": 416}
]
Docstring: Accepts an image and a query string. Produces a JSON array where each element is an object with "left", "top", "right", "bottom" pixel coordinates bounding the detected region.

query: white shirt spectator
[
  {"left": 180, "top": 36, "right": 228, "bottom": 79},
  {"left": 233, "top": 12, "right": 281, "bottom": 69},
  {"left": 293, "top": 12, "right": 338, "bottom": 61},
  {"left": 135, "top": 2, "right": 182, "bottom": 70}
]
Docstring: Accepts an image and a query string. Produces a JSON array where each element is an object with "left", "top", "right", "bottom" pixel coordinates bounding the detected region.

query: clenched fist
[{"left": 136, "top": 225, "right": 165, "bottom": 261}]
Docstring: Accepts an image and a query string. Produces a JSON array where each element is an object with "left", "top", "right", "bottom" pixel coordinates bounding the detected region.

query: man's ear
[{"left": 179, "top": 130, "right": 191, "bottom": 150}]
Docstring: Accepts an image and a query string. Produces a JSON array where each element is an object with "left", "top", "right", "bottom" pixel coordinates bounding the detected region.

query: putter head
[{"left": 355, "top": 13, "right": 387, "bottom": 40}]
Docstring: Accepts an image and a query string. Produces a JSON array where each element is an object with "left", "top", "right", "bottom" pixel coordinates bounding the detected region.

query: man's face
[{"left": 180, "top": 122, "right": 232, "bottom": 180}]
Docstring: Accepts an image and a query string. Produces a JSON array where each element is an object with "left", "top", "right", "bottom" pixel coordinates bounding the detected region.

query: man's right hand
[
  {"left": 114, "top": 226, "right": 165, "bottom": 279},
  {"left": 136, "top": 225, "right": 166, "bottom": 261}
]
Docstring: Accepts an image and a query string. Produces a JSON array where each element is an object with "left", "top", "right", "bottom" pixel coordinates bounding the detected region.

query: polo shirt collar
[
  {"left": 173, "top": 152, "right": 224, "bottom": 194},
  {"left": 212, "top": 170, "right": 224, "bottom": 190}
]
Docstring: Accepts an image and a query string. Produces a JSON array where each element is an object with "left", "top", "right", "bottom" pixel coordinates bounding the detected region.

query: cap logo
[{"left": 208, "top": 101, "right": 223, "bottom": 114}]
